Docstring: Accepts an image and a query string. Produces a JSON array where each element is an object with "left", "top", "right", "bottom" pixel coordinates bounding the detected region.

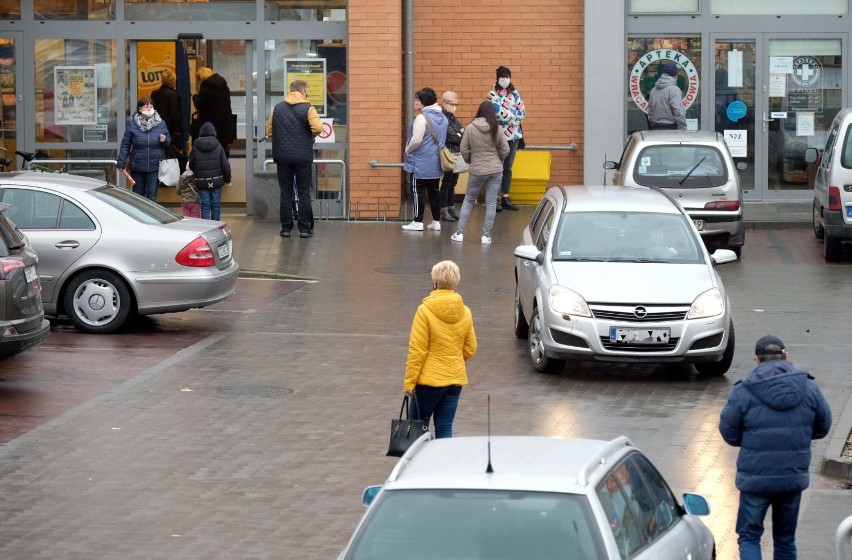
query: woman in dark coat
[
  {"left": 151, "top": 69, "right": 186, "bottom": 170},
  {"left": 116, "top": 97, "right": 170, "bottom": 202},
  {"left": 192, "top": 67, "right": 236, "bottom": 157}
]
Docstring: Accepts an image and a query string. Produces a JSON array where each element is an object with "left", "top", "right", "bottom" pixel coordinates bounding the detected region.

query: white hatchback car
[
  {"left": 0, "top": 172, "right": 239, "bottom": 333},
  {"left": 514, "top": 184, "right": 737, "bottom": 375},
  {"left": 339, "top": 434, "right": 715, "bottom": 560}
]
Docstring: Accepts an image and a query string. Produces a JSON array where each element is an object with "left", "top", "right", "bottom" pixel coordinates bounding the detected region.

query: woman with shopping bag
[{"left": 116, "top": 97, "right": 171, "bottom": 202}]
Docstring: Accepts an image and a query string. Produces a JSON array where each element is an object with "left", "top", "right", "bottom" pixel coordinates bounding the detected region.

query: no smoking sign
[{"left": 317, "top": 118, "right": 335, "bottom": 143}]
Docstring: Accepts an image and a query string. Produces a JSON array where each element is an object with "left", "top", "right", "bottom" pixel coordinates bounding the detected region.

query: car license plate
[
  {"left": 217, "top": 243, "right": 230, "bottom": 260},
  {"left": 692, "top": 219, "right": 704, "bottom": 231},
  {"left": 610, "top": 327, "right": 671, "bottom": 344},
  {"left": 24, "top": 265, "right": 37, "bottom": 284},
  {"left": 846, "top": 206, "right": 852, "bottom": 218}
]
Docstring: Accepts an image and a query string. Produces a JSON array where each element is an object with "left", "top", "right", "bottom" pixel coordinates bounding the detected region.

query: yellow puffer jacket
[{"left": 404, "top": 289, "right": 477, "bottom": 391}]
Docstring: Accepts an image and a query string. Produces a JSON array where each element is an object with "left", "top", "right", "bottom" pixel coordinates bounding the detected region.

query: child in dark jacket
[
  {"left": 176, "top": 169, "right": 200, "bottom": 217},
  {"left": 188, "top": 122, "right": 231, "bottom": 221}
]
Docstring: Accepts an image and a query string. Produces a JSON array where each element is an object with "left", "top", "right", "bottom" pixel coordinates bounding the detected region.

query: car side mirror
[
  {"left": 804, "top": 147, "right": 819, "bottom": 164},
  {"left": 682, "top": 493, "right": 710, "bottom": 516},
  {"left": 362, "top": 485, "right": 382, "bottom": 507},
  {"left": 603, "top": 160, "right": 618, "bottom": 170},
  {"left": 514, "top": 244, "right": 544, "bottom": 265},
  {"left": 710, "top": 248, "right": 737, "bottom": 265}
]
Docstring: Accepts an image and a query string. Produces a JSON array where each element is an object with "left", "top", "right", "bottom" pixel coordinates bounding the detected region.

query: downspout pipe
[{"left": 404, "top": 0, "right": 414, "bottom": 129}]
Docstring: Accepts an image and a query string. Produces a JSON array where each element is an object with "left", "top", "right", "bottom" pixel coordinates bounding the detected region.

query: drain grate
[
  {"left": 774, "top": 201, "right": 810, "bottom": 214},
  {"left": 216, "top": 384, "right": 292, "bottom": 397}
]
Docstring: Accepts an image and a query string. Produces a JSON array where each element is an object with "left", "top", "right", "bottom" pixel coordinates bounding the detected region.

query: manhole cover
[
  {"left": 774, "top": 201, "right": 810, "bottom": 214},
  {"left": 375, "top": 266, "right": 431, "bottom": 275},
  {"left": 216, "top": 384, "right": 292, "bottom": 397}
]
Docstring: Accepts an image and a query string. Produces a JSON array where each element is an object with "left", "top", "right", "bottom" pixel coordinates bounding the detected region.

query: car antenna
[
  {"left": 602, "top": 153, "right": 608, "bottom": 185},
  {"left": 486, "top": 394, "right": 494, "bottom": 474}
]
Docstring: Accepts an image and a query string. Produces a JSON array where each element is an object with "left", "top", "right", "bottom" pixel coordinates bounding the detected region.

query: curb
[
  {"left": 821, "top": 392, "right": 852, "bottom": 480},
  {"left": 744, "top": 220, "right": 811, "bottom": 230}
]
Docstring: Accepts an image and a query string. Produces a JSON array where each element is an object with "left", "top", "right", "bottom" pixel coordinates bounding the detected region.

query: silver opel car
[
  {"left": 0, "top": 172, "right": 239, "bottom": 334},
  {"left": 514, "top": 184, "right": 736, "bottom": 375},
  {"left": 339, "top": 434, "right": 715, "bottom": 560}
]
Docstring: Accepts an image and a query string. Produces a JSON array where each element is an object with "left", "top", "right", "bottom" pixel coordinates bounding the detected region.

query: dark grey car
[{"left": 0, "top": 203, "right": 50, "bottom": 358}]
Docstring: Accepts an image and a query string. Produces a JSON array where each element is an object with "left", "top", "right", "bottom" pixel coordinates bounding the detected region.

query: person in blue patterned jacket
[
  {"left": 487, "top": 65, "right": 525, "bottom": 212},
  {"left": 719, "top": 335, "right": 832, "bottom": 560}
]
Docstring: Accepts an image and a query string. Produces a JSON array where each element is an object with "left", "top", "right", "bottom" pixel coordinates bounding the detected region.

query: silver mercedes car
[
  {"left": 0, "top": 172, "right": 239, "bottom": 334},
  {"left": 514, "top": 184, "right": 737, "bottom": 375}
]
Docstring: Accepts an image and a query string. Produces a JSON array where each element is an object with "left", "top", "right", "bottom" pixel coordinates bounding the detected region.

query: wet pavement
[{"left": 0, "top": 204, "right": 849, "bottom": 559}]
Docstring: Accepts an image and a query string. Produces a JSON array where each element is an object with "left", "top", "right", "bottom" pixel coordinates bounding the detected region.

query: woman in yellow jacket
[{"left": 403, "top": 260, "right": 477, "bottom": 438}]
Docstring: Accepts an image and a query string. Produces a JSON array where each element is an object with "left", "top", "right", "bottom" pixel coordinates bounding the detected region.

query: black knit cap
[
  {"left": 496, "top": 66, "right": 511, "bottom": 79},
  {"left": 755, "top": 335, "right": 786, "bottom": 357}
]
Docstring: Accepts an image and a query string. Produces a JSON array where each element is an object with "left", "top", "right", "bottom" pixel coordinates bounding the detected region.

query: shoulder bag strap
[{"left": 423, "top": 115, "right": 440, "bottom": 145}]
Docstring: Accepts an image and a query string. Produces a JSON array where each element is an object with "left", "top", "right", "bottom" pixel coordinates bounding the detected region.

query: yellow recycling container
[{"left": 510, "top": 150, "right": 552, "bottom": 204}]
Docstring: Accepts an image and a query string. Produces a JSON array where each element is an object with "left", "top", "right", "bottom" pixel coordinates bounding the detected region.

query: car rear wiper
[{"left": 679, "top": 156, "right": 707, "bottom": 185}]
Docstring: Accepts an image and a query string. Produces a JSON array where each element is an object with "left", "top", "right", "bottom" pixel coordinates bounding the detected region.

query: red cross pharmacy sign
[{"left": 630, "top": 49, "right": 700, "bottom": 114}]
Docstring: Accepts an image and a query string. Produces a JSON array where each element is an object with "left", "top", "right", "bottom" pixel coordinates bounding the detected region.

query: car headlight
[
  {"left": 549, "top": 285, "right": 591, "bottom": 317},
  {"left": 687, "top": 288, "right": 725, "bottom": 319}
]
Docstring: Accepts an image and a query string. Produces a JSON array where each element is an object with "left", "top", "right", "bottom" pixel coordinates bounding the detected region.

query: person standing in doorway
[
  {"left": 403, "top": 260, "right": 477, "bottom": 439},
  {"left": 647, "top": 60, "right": 687, "bottom": 130},
  {"left": 439, "top": 91, "right": 463, "bottom": 222},
  {"left": 719, "top": 335, "right": 832, "bottom": 560},
  {"left": 266, "top": 79, "right": 322, "bottom": 238},
  {"left": 192, "top": 67, "right": 237, "bottom": 157},
  {"left": 151, "top": 69, "right": 186, "bottom": 171},
  {"left": 451, "top": 100, "right": 509, "bottom": 245},
  {"left": 188, "top": 122, "right": 231, "bottom": 221},
  {"left": 402, "top": 87, "right": 447, "bottom": 232},
  {"left": 487, "top": 65, "right": 525, "bottom": 212},
  {"left": 116, "top": 97, "right": 170, "bottom": 202}
]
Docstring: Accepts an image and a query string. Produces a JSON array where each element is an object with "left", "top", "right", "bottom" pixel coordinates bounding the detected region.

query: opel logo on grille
[{"left": 633, "top": 306, "right": 648, "bottom": 318}]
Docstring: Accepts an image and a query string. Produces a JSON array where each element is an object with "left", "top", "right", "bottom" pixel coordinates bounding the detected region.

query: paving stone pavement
[{"left": 0, "top": 204, "right": 849, "bottom": 559}]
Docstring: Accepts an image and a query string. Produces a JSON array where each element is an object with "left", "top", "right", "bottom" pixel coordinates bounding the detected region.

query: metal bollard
[{"left": 838, "top": 514, "right": 852, "bottom": 560}]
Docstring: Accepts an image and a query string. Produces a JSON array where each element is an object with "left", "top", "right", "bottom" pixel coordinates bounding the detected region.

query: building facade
[{"left": 1, "top": 1, "right": 848, "bottom": 219}]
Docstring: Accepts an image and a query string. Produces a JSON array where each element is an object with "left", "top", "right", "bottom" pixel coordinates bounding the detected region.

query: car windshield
[
  {"left": 633, "top": 145, "right": 728, "bottom": 188},
  {"left": 343, "top": 489, "right": 606, "bottom": 560},
  {"left": 552, "top": 211, "right": 704, "bottom": 264},
  {"left": 88, "top": 185, "right": 182, "bottom": 225}
]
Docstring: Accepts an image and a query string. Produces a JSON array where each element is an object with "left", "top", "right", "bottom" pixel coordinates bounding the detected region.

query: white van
[{"left": 807, "top": 108, "right": 852, "bottom": 261}]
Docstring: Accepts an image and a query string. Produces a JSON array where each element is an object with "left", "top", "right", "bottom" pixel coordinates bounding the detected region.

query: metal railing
[{"left": 838, "top": 515, "right": 852, "bottom": 560}]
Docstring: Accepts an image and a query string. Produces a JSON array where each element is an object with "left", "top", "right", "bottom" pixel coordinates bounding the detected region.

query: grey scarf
[{"left": 133, "top": 111, "right": 162, "bottom": 132}]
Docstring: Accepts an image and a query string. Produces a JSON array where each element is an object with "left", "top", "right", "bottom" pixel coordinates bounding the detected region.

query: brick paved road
[{"left": 0, "top": 212, "right": 848, "bottom": 559}]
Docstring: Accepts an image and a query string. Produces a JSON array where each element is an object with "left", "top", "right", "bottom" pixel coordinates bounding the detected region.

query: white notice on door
[
  {"left": 769, "top": 73, "right": 787, "bottom": 97},
  {"left": 796, "top": 112, "right": 815, "bottom": 137},
  {"left": 724, "top": 129, "right": 748, "bottom": 158}
]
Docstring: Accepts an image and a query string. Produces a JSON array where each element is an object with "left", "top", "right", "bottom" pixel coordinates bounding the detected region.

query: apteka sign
[{"left": 630, "top": 49, "right": 700, "bottom": 113}]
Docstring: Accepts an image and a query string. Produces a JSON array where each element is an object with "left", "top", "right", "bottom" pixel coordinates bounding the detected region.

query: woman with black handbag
[{"left": 402, "top": 260, "right": 477, "bottom": 439}]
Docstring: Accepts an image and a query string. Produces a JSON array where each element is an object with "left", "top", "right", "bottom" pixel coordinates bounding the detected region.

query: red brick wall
[{"left": 348, "top": 0, "right": 585, "bottom": 218}]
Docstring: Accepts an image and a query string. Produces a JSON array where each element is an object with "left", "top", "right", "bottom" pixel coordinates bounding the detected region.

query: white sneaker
[
  {"left": 481, "top": 235, "right": 492, "bottom": 245},
  {"left": 402, "top": 221, "right": 424, "bottom": 231},
  {"left": 451, "top": 232, "right": 463, "bottom": 242},
  {"left": 426, "top": 221, "right": 441, "bottom": 231}
]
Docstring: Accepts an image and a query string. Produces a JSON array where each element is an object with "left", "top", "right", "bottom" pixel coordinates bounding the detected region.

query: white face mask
[
  {"left": 140, "top": 108, "right": 155, "bottom": 117},
  {"left": 498, "top": 78, "right": 511, "bottom": 89}
]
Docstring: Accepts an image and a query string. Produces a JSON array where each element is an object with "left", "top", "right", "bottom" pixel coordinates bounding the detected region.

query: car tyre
[
  {"left": 528, "top": 307, "right": 565, "bottom": 374},
  {"left": 730, "top": 245, "right": 742, "bottom": 258},
  {"left": 513, "top": 281, "right": 529, "bottom": 339},
  {"left": 824, "top": 233, "right": 842, "bottom": 262},
  {"left": 812, "top": 199, "right": 825, "bottom": 240},
  {"left": 695, "top": 320, "right": 735, "bottom": 376},
  {"left": 64, "top": 269, "right": 133, "bottom": 334}
]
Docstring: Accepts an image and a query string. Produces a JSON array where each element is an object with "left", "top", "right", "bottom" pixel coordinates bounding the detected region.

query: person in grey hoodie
[
  {"left": 647, "top": 60, "right": 687, "bottom": 130},
  {"left": 719, "top": 335, "right": 831, "bottom": 560},
  {"left": 450, "top": 100, "right": 510, "bottom": 245}
]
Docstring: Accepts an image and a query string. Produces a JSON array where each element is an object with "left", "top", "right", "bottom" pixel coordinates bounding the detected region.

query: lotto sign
[
  {"left": 630, "top": 50, "right": 700, "bottom": 113},
  {"left": 316, "top": 118, "right": 335, "bottom": 143}
]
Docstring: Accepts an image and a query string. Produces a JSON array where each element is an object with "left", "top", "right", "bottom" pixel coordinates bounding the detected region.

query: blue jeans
[
  {"left": 736, "top": 490, "right": 801, "bottom": 560},
  {"left": 500, "top": 139, "right": 519, "bottom": 196},
  {"left": 409, "top": 385, "right": 462, "bottom": 439},
  {"left": 198, "top": 187, "right": 222, "bottom": 221},
  {"left": 130, "top": 170, "right": 159, "bottom": 202},
  {"left": 455, "top": 172, "right": 502, "bottom": 237}
]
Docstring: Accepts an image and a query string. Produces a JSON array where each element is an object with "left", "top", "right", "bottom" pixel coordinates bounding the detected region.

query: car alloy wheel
[
  {"left": 528, "top": 307, "right": 565, "bottom": 374},
  {"left": 513, "top": 281, "right": 529, "bottom": 339},
  {"left": 64, "top": 269, "right": 133, "bottom": 334}
]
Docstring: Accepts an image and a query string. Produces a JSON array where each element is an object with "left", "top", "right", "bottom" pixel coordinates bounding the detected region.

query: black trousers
[
  {"left": 440, "top": 170, "right": 459, "bottom": 207},
  {"left": 278, "top": 162, "right": 314, "bottom": 233},
  {"left": 411, "top": 177, "right": 441, "bottom": 223}
]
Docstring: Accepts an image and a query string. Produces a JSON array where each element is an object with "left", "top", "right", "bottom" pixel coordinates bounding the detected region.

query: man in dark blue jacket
[{"left": 719, "top": 335, "right": 832, "bottom": 560}]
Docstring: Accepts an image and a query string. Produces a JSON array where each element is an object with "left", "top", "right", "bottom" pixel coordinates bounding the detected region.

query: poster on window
[
  {"left": 54, "top": 66, "right": 97, "bottom": 125},
  {"left": 284, "top": 59, "right": 326, "bottom": 116}
]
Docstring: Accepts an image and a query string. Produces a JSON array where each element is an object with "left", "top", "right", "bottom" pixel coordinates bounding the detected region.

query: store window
[
  {"left": 626, "top": 37, "right": 702, "bottom": 134},
  {"left": 710, "top": 0, "right": 847, "bottom": 15},
  {"left": 34, "top": 0, "right": 112, "bottom": 21},
  {"left": 265, "top": 1, "right": 347, "bottom": 21},
  {"left": 0, "top": 2, "right": 20, "bottom": 20},
  {"left": 118, "top": 0, "right": 346, "bottom": 22},
  {"left": 35, "top": 39, "right": 117, "bottom": 146},
  {"left": 629, "top": 0, "right": 699, "bottom": 14}
]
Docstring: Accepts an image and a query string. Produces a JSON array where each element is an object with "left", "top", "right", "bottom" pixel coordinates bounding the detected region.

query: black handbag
[{"left": 386, "top": 395, "right": 429, "bottom": 457}]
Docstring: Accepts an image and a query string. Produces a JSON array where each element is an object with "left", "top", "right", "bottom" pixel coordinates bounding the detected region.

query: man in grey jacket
[{"left": 647, "top": 60, "right": 687, "bottom": 130}]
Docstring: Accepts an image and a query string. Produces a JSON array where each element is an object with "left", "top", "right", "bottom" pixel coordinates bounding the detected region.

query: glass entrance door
[
  {"left": 764, "top": 37, "right": 844, "bottom": 199},
  {"left": 0, "top": 33, "right": 22, "bottom": 170}
]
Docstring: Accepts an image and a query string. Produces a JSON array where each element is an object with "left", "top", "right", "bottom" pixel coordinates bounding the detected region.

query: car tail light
[
  {"left": 704, "top": 200, "right": 741, "bottom": 211},
  {"left": 827, "top": 186, "right": 842, "bottom": 211},
  {"left": 175, "top": 237, "right": 215, "bottom": 267},
  {"left": 0, "top": 257, "right": 25, "bottom": 279}
]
